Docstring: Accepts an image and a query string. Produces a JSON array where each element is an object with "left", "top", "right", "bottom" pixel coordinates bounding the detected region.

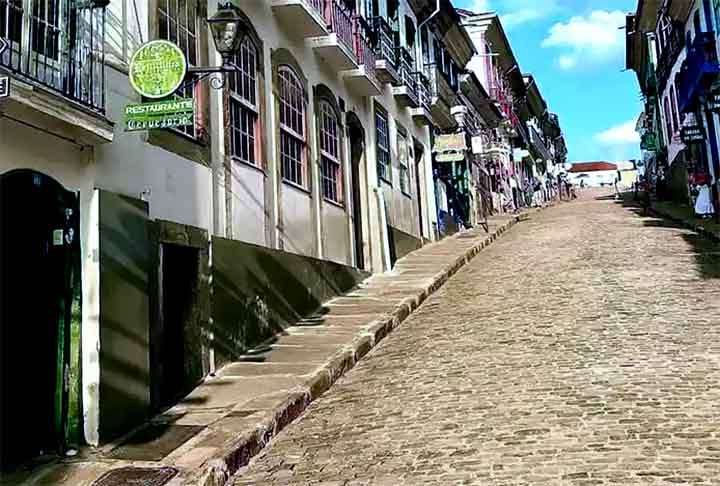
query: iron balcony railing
[
  {"left": 371, "top": 16, "right": 397, "bottom": 67},
  {"left": 306, "top": 0, "right": 325, "bottom": 17},
  {"left": 397, "top": 46, "right": 417, "bottom": 97},
  {"left": 655, "top": 24, "right": 685, "bottom": 90},
  {"left": 323, "top": 0, "right": 354, "bottom": 56},
  {"left": 0, "top": 0, "right": 106, "bottom": 113},
  {"left": 678, "top": 31, "right": 720, "bottom": 112},
  {"left": 424, "top": 62, "right": 439, "bottom": 98},
  {"left": 353, "top": 15, "right": 376, "bottom": 75},
  {"left": 416, "top": 70, "right": 430, "bottom": 109}
]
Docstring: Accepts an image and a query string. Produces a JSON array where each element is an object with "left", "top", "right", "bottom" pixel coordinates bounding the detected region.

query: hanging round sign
[{"left": 129, "top": 40, "right": 187, "bottom": 99}]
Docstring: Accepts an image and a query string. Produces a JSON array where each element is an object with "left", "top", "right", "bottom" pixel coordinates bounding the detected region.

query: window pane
[{"left": 279, "top": 67, "right": 306, "bottom": 186}]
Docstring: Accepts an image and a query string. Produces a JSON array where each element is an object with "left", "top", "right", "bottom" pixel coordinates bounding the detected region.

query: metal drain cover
[{"left": 92, "top": 466, "right": 178, "bottom": 486}]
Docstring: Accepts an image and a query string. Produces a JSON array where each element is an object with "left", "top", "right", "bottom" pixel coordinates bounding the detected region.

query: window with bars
[
  {"left": 279, "top": 66, "right": 306, "bottom": 187},
  {"left": 158, "top": 0, "right": 198, "bottom": 138},
  {"left": 375, "top": 108, "right": 390, "bottom": 183},
  {"left": 228, "top": 38, "right": 259, "bottom": 165},
  {"left": 319, "top": 100, "right": 342, "bottom": 204}
]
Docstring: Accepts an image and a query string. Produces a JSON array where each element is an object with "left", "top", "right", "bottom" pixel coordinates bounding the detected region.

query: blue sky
[{"left": 457, "top": 0, "right": 641, "bottom": 163}]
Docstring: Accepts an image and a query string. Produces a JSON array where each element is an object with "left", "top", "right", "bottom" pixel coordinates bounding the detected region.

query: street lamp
[
  {"left": 187, "top": 4, "right": 246, "bottom": 83},
  {"left": 208, "top": 5, "right": 246, "bottom": 64}
]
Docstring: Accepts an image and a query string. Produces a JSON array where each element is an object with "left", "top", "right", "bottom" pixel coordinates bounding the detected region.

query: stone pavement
[
  {"left": 7, "top": 208, "right": 533, "bottom": 486},
  {"left": 231, "top": 188, "right": 720, "bottom": 485}
]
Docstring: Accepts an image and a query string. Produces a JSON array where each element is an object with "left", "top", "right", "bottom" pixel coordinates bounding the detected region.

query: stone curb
[
  {"left": 192, "top": 207, "right": 548, "bottom": 486},
  {"left": 648, "top": 205, "right": 720, "bottom": 243}
]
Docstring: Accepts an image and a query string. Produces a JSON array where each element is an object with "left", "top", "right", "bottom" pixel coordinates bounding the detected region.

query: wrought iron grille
[
  {"left": 371, "top": 16, "right": 397, "bottom": 67},
  {"left": 0, "top": 0, "right": 106, "bottom": 113},
  {"left": 424, "top": 62, "right": 439, "bottom": 98},
  {"left": 416, "top": 69, "right": 430, "bottom": 109},
  {"left": 397, "top": 46, "right": 417, "bottom": 98},
  {"left": 353, "top": 15, "right": 375, "bottom": 75},
  {"left": 324, "top": 0, "right": 353, "bottom": 55}
]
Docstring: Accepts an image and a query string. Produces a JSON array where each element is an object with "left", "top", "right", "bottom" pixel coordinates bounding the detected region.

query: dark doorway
[
  {"left": 157, "top": 243, "right": 199, "bottom": 408},
  {"left": 414, "top": 139, "right": 425, "bottom": 239},
  {"left": 1, "top": 170, "right": 80, "bottom": 471},
  {"left": 347, "top": 112, "right": 365, "bottom": 270}
]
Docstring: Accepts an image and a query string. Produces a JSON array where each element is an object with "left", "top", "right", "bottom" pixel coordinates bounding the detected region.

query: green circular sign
[{"left": 129, "top": 40, "right": 187, "bottom": 99}]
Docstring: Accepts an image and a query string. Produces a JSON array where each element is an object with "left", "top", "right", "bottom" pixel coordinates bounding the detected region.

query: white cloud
[
  {"left": 542, "top": 10, "right": 626, "bottom": 70},
  {"left": 465, "top": 0, "right": 561, "bottom": 28},
  {"left": 595, "top": 120, "right": 641, "bottom": 145},
  {"left": 471, "top": 0, "right": 492, "bottom": 13},
  {"left": 558, "top": 55, "right": 577, "bottom": 70}
]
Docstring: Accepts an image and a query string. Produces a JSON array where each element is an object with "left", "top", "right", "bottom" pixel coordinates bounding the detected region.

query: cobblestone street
[{"left": 232, "top": 191, "right": 720, "bottom": 485}]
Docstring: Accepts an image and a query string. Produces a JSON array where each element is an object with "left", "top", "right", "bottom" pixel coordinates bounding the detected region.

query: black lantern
[
  {"left": 185, "top": 3, "right": 247, "bottom": 88},
  {"left": 208, "top": 4, "right": 246, "bottom": 63}
]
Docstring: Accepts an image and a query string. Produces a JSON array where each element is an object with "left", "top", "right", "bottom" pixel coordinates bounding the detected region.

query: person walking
[
  {"left": 614, "top": 169, "right": 622, "bottom": 200},
  {"left": 694, "top": 175, "right": 715, "bottom": 219}
]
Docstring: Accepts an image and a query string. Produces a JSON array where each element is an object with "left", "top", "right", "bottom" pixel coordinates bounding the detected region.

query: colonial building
[
  {"left": 0, "top": 0, "right": 548, "bottom": 471},
  {"left": 0, "top": 0, "right": 566, "bottom": 471},
  {"left": 627, "top": 0, "right": 720, "bottom": 205}
]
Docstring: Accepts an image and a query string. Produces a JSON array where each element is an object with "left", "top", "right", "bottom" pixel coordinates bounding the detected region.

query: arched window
[
  {"left": 278, "top": 67, "right": 307, "bottom": 187},
  {"left": 670, "top": 86, "right": 679, "bottom": 133},
  {"left": 228, "top": 38, "right": 259, "bottom": 165},
  {"left": 319, "top": 101, "right": 343, "bottom": 203}
]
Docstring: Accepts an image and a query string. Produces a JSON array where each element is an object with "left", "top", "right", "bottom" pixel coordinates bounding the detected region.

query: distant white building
[
  {"left": 568, "top": 161, "right": 639, "bottom": 188},
  {"left": 568, "top": 161, "right": 619, "bottom": 187}
]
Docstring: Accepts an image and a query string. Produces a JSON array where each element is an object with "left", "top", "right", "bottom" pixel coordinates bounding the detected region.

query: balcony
[
  {"left": 308, "top": 0, "right": 357, "bottom": 71},
  {"left": 655, "top": 24, "right": 685, "bottom": 90},
  {"left": 391, "top": 47, "right": 419, "bottom": 108},
  {"left": 271, "top": 0, "right": 328, "bottom": 38},
  {"left": 423, "top": 63, "right": 455, "bottom": 129},
  {"left": 529, "top": 125, "right": 552, "bottom": 162},
  {"left": 0, "top": 0, "right": 112, "bottom": 143},
  {"left": 371, "top": 16, "right": 399, "bottom": 85},
  {"left": 678, "top": 31, "right": 720, "bottom": 113},
  {"left": 490, "top": 85, "right": 519, "bottom": 128},
  {"left": 1, "top": 0, "right": 105, "bottom": 112},
  {"left": 341, "top": 16, "right": 381, "bottom": 96},
  {"left": 411, "top": 71, "right": 433, "bottom": 124}
]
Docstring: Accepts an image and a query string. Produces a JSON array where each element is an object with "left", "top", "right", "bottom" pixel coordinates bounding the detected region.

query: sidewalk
[
  {"left": 650, "top": 199, "right": 720, "bottom": 243},
  {"left": 622, "top": 191, "right": 720, "bottom": 243},
  {"left": 9, "top": 206, "right": 552, "bottom": 486}
]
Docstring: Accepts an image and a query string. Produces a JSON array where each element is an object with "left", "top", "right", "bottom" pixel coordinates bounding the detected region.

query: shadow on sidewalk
[{"left": 615, "top": 193, "right": 720, "bottom": 280}]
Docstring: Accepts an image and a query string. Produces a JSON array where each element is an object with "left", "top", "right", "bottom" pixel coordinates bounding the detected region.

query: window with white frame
[
  {"left": 279, "top": 66, "right": 306, "bottom": 187},
  {"left": 158, "top": 0, "right": 198, "bottom": 138},
  {"left": 319, "top": 101, "right": 343, "bottom": 204},
  {"left": 228, "top": 38, "right": 259, "bottom": 165},
  {"left": 376, "top": 108, "right": 390, "bottom": 182}
]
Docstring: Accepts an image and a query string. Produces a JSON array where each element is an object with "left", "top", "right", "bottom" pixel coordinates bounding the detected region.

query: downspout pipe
[{"left": 418, "top": 0, "right": 441, "bottom": 31}]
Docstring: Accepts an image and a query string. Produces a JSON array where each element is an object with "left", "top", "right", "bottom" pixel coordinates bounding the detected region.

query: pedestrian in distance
[
  {"left": 694, "top": 175, "right": 715, "bottom": 220},
  {"left": 614, "top": 170, "right": 622, "bottom": 201}
]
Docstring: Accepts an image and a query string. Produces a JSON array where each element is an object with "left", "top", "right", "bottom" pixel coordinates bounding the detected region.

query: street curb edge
[{"left": 193, "top": 208, "right": 546, "bottom": 486}]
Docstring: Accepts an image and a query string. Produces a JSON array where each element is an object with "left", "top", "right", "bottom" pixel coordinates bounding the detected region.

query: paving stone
[{"left": 232, "top": 191, "right": 720, "bottom": 485}]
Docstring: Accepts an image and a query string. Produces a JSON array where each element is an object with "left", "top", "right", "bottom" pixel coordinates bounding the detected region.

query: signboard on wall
[
  {"left": 433, "top": 133, "right": 467, "bottom": 153},
  {"left": 129, "top": 40, "right": 187, "bottom": 99},
  {"left": 680, "top": 124, "right": 705, "bottom": 144},
  {"left": 435, "top": 151, "right": 466, "bottom": 162},
  {"left": 433, "top": 133, "right": 467, "bottom": 163},
  {"left": 124, "top": 98, "right": 194, "bottom": 131},
  {"left": 708, "top": 93, "right": 720, "bottom": 112}
]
